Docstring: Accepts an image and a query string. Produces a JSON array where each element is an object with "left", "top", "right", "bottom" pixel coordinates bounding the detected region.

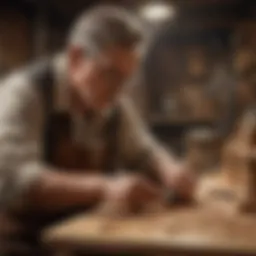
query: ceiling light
[{"left": 140, "top": 2, "right": 176, "bottom": 23}]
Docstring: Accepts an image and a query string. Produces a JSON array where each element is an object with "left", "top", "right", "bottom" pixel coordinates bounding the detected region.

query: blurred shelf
[{"left": 149, "top": 115, "right": 216, "bottom": 127}]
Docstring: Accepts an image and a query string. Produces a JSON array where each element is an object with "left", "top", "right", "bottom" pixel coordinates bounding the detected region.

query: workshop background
[{"left": 0, "top": 0, "right": 255, "bottom": 154}]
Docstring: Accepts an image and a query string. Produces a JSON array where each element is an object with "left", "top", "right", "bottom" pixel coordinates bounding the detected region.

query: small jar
[{"left": 185, "top": 128, "right": 220, "bottom": 173}]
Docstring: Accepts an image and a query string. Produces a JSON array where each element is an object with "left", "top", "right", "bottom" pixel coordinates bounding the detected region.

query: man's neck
[
  {"left": 70, "top": 87, "right": 90, "bottom": 113},
  {"left": 70, "top": 87, "right": 105, "bottom": 121}
]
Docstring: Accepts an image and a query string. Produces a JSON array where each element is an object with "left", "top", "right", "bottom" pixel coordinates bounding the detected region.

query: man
[{"left": 0, "top": 6, "right": 193, "bottom": 223}]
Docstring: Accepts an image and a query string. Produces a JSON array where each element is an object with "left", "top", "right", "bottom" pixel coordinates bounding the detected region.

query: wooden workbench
[{"left": 42, "top": 205, "right": 256, "bottom": 255}]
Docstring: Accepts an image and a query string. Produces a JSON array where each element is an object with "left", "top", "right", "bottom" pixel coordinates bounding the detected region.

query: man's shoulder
[
  {"left": 0, "top": 70, "right": 31, "bottom": 99},
  {"left": 0, "top": 61, "right": 51, "bottom": 112},
  {"left": 21, "top": 57, "right": 55, "bottom": 88},
  {"left": 0, "top": 58, "right": 54, "bottom": 98}
]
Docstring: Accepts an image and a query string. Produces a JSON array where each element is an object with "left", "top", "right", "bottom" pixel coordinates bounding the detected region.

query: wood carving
[{"left": 195, "top": 108, "right": 256, "bottom": 213}]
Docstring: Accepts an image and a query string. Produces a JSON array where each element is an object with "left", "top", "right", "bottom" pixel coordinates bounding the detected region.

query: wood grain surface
[{"left": 42, "top": 206, "right": 256, "bottom": 255}]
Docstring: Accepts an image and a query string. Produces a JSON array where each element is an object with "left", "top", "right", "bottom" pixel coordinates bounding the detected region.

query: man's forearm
[
  {"left": 26, "top": 170, "right": 106, "bottom": 213},
  {"left": 149, "top": 146, "right": 178, "bottom": 181}
]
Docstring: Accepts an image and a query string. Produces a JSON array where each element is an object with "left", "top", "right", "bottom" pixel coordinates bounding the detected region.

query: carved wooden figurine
[{"left": 195, "top": 107, "right": 256, "bottom": 213}]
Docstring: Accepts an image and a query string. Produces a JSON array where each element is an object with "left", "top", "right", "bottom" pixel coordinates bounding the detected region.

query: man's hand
[
  {"left": 162, "top": 162, "right": 196, "bottom": 201},
  {"left": 97, "top": 174, "right": 164, "bottom": 216}
]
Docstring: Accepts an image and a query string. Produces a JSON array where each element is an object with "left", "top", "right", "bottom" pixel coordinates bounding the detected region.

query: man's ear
[{"left": 68, "top": 45, "right": 86, "bottom": 73}]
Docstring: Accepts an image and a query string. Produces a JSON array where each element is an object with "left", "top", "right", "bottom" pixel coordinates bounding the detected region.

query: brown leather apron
[{"left": 37, "top": 59, "right": 122, "bottom": 172}]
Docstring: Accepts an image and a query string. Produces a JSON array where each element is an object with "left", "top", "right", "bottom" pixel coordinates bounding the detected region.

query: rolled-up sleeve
[{"left": 0, "top": 73, "right": 45, "bottom": 210}]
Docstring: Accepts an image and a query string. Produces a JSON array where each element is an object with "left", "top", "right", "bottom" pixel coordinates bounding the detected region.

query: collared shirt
[{"left": 0, "top": 54, "right": 164, "bottom": 211}]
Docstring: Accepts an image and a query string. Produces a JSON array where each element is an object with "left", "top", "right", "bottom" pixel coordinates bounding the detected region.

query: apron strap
[
  {"left": 33, "top": 59, "right": 55, "bottom": 163},
  {"left": 104, "top": 107, "right": 122, "bottom": 173}
]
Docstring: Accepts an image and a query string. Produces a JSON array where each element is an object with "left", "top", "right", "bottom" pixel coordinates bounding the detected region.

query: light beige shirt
[{"left": 0, "top": 54, "right": 165, "bottom": 211}]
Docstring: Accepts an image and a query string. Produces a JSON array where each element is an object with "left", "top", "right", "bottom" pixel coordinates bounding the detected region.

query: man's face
[{"left": 68, "top": 46, "right": 138, "bottom": 112}]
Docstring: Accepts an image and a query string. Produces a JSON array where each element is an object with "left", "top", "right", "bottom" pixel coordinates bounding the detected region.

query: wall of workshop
[{"left": 0, "top": 9, "right": 31, "bottom": 74}]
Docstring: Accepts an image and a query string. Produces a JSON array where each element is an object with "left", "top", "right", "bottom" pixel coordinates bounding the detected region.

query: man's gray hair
[{"left": 68, "top": 5, "right": 144, "bottom": 54}]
